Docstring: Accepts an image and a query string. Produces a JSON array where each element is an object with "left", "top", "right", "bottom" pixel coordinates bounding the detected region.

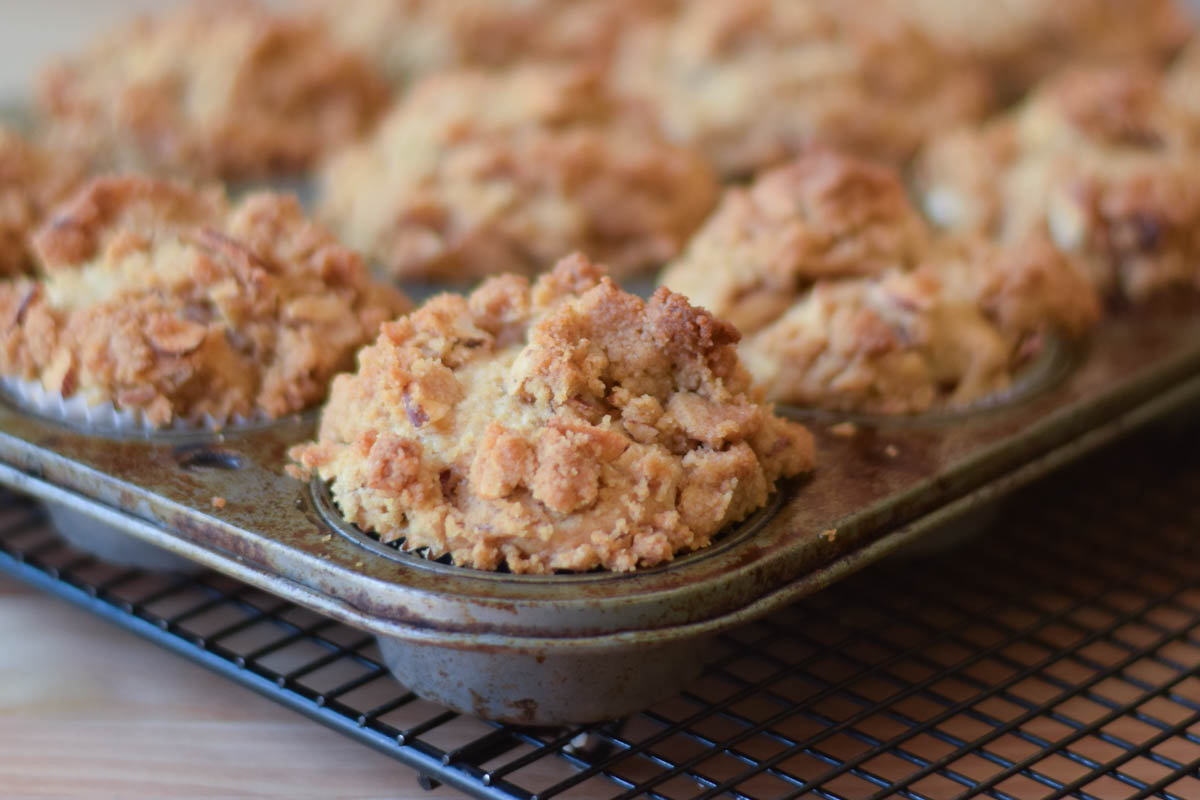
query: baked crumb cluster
[
  {"left": 918, "top": 59, "right": 1200, "bottom": 303},
  {"left": 290, "top": 255, "right": 815, "bottom": 573},
  {"left": 613, "top": 0, "right": 993, "bottom": 178},
  {"left": 662, "top": 153, "right": 1101, "bottom": 414},
  {"left": 310, "top": 0, "right": 675, "bottom": 86},
  {"left": 883, "top": 0, "right": 1191, "bottom": 99},
  {"left": 37, "top": 0, "right": 387, "bottom": 179},
  {"left": 0, "top": 127, "right": 87, "bottom": 277},
  {"left": 319, "top": 64, "right": 718, "bottom": 283},
  {"left": 0, "top": 176, "right": 409, "bottom": 427}
]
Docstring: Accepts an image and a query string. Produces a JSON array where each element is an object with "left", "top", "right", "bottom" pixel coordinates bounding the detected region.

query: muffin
[
  {"left": 662, "top": 152, "right": 1100, "bottom": 414},
  {"left": 882, "top": 0, "right": 1192, "bottom": 99},
  {"left": 612, "top": 0, "right": 992, "bottom": 178},
  {"left": 289, "top": 254, "right": 815, "bottom": 574},
  {"left": 37, "top": 0, "right": 388, "bottom": 180},
  {"left": 319, "top": 64, "right": 718, "bottom": 284},
  {"left": 309, "top": 0, "right": 676, "bottom": 87},
  {"left": 917, "top": 63, "right": 1200, "bottom": 303},
  {"left": 0, "top": 126, "right": 87, "bottom": 276},
  {"left": 0, "top": 175, "right": 410, "bottom": 429}
]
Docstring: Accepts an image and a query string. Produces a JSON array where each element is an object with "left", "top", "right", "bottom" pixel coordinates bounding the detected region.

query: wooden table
[{"left": 0, "top": 574, "right": 473, "bottom": 799}]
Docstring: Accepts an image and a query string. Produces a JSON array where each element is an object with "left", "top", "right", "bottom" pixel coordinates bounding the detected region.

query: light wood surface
[{"left": 0, "top": 574, "right": 474, "bottom": 800}]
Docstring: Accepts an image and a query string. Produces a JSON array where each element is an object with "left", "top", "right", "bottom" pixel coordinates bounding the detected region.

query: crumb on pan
[
  {"left": 290, "top": 253, "right": 816, "bottom": 574},
  {"left": 917, "top": 59, "right": 1200, "bottom": 303},
  {"left": 662, "top": 151, "right": 1101, "bottom": 414},
  {"left": 319, "top": 63, "right": 718, "bottom": 284},
  {"left": 36, "top": 0, "right": 388, "bottom": 179},
  {"left": 613, "top": 0, "right": 993, "bottom": 177},
  {"left": 829, "top": 422, "right": 858, "bottom": 438},
  {"left": 211, "top": 495, "right": 227, "bottom": 509},
  {"left": 0, "top": 175, "right": 410, "bottom": 428}
]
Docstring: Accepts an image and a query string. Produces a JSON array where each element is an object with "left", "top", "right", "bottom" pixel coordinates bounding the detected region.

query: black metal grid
[{"left": 3, "top": 424, "right": 1200, "bottom": 799}]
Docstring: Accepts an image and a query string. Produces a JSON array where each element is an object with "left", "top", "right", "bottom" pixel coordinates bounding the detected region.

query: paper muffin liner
[{"left": 0, "top": 375, "right": 267, "bottom": 434}]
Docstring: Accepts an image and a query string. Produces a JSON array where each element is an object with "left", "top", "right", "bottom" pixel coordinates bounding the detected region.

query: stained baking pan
[{"left": 1, "top": 301, "right": 1198, "bottom": 724}]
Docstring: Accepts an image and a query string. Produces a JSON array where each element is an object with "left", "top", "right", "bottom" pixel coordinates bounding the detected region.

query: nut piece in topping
[
  {"left": 917, "top": 61, "right": 1200, "bottom": 303},
  {"left": 613, "top": 0, "right": 992, "bottom": 178},
  {"left": 290, "top": 253, "right": 815, "bottom": 574},
  {"left": 0, "top": 126, "right": 88, "bottom": 277},
  {"left": 661, "top": 152, "right": 1100, "bottom": 414},
  {"left": 0, "top": 175, "right": 410, "bottom": 428},
  {"left": 36, "top": 0, "right": 388, "bottom": 179},
  {"left": 319, "top": 63, "right": 718, "bottom": 283}
]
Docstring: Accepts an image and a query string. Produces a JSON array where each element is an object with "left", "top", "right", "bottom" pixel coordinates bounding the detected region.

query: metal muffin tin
[{"left": 1, "top": 301, "right": 1199, "bottom": 723}]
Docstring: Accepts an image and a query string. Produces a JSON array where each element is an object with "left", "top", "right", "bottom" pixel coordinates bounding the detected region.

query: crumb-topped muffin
[
  {"left": 0, "top": 176, "right": 410, "bottom": 428},
  {"left": 0, "top": 126, "right": 87, "bottom": 276},
  {"left": 37, "top": 0, "right": 388, "bottom": 180},
  {"left": 662, "top": 153, "right": 1100, "bottom": 414},
  {"left": 917, "top": 63, "right": 1200, "bottom": 303},
  {"left": 613, "top": 0, "right": 991, "bottom": 178},
  {"left": 289, "top": 254, "right": 815, "bottom": 573},
  {"left": 882, "top": 0, "right": 1192, "bottom": 99},
  {"left": 310, "top": 0, "right": 675, "bottom": 87},
  {"left": 319, "top": 64, "right": 718, "bottom": 284}
]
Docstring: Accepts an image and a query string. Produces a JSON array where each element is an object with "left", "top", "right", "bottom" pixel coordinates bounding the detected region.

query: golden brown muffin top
[
  {"left": 0, "top": 126, "right": 88, "bottom": 277},
  {"left": 38, "top": 0, "right": 388, "bottom": 179},
  {"left": 290, "top": 254, "right": 814, "bottom": 573},
  {"left": 917, "top": 62, "right": 1200, "bottom": 302},
  {"left": 660, "top": 151, "right": 930, "bottom": 333},
  {"left": 0, "top": 175, "right": 410, "bottom": 428},
  {"left": 662, "top": 152, "right": 1101, "bottom": 413},
  {"left": 739, "top": 235, "right": 1101, "bottom": 414},
  {"left": 310, "top": 0, "right": 677, "bottom": 86},
  {"left": 319, "top": 64, "right": 718, "bottom": 283},
  {"left": 613, "top": 0, "right": 992, "bottom": 177},
  {"left": 882, "top": 0, "right": 1192, "bottom": 99}
]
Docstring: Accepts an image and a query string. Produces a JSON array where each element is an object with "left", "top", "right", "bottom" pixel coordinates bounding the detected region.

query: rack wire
[{"left": 2, "top": 423, "right": 1200, "bottom": 799}]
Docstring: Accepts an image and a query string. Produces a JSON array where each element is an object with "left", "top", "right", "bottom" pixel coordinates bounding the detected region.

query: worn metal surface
[{"left": 0, "top": 302, "right": 1194, "bottom": 618}]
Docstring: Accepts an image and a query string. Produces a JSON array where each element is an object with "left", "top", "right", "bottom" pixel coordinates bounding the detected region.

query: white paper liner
[{"left": 1, "top": 375, "right": 268, "bottom": 433}]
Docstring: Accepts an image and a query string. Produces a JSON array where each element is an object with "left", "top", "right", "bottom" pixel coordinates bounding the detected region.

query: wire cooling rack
[{"left": 3, "top": 424, "right": 1200, "bottom": 799}]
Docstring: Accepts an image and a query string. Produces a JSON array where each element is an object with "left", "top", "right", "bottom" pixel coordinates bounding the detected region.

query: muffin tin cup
[
  {"left": 0, "top": 377, "right": 290, "bottom": 572},
  {"left": 376, "top": 633, "right": 714, "bottom": 725},
  {"left": 0, "top": 303, "right": 1197, "bottom": 724},
  {"left": 43, "top": 501, "right": 201, "bottom": 572}
]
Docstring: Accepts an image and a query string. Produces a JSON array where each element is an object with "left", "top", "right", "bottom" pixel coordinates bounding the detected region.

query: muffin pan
[{"left": 0, "top": 300, "right": 1198, "bottom": 723}]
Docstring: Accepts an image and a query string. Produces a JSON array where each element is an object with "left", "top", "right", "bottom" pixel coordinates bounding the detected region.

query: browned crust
[
  {"left": 659, "top": 150, "right": 929, "bottom": 333},
  {"left": 319, "top": 64, "right": 718, "bottom": 283},
  {"left": 309, "top": 0, "right": 679, "bottom": 86},
  {"left": 883, "top": 0, "right": 1193, "bottom": 99},
  {"left": 290, "top": 253, "right": 814, "bottom": 574},
  {"left": 0, "top": 175, "right": 410, "bottom": 427},
  {"left": 916, "top": 62, "right": 1200, "bottom": 303},
  {"left": 663, "top": 153, "right": 1101, "bottom": 413},
  {"left": 613, "top": 0, "right": 993, "bottom": 177},
  {"left": 0, "top": 127, "right": 88, "bottom": 277},
  {"left": 37, "top": 0, "right": 388, "bottom": 179}
]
